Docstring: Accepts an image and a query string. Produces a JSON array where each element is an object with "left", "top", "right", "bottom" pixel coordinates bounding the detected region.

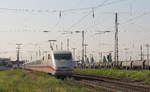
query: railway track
[{"left": 72, "top": 74, "right": 150, "bottom": 92}]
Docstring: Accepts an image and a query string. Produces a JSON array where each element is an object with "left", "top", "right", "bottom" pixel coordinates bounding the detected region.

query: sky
[{"left": 0, "top": 0, "right": 149, "bottom": 61}]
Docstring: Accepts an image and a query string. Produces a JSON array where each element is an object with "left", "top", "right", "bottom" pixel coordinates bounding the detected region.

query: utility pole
[
  {"left": 146, "top": 44, "right": 150, "bottom": 62},
  {"left": 72, "top": 48, "right": 76, "bottom": 59},
  {"left": 61, "top": 41, "right": 63, "bottom": 50},
  {"left": 130, "top": 56, "right": 132, "bottom": 61},
  {"left": 28, "top": 51, "right": 33, "bottom": 61},
  {"left": 114, "top": 12, "right": 119, "bottom": 67},
  {"left": 67, "top": 38, "right": 70, "bottom": 51},
  {"left": 82, "top": 31, "right": 85, "bottom": 64},
  {"left": 56, "top": 44, "right": 58, "bottom": 50},
  {"left": 34, "top": 43, "right": 39, "bottom": 59},
  {"left": 84, "top": 44, "right": 88, "bottom": 63},
  {"left": 16, "top": 43, "right": 22, "bottom": 68},
  {"left": 48, "top": 40, "right": 57, "bottom": 50},
  {"left": 74, "top": 30, "right": 85, "bottom": 66},
  {"left": 39, "top": 47, "right": 41, "bottom": 57},
  {"left": 140, "top": 45, "right": 143, "bottom": 61}
]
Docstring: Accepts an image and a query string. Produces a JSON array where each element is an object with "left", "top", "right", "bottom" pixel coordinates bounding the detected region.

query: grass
[
  {"left": 75, "top": 68, "right": 150, "bottom": 85},
  {"left": 0, "top": 69, "right": 101, "bottom": 92}
]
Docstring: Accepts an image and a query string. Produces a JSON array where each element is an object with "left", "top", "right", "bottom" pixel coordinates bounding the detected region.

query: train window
[
  {"left": 54, "top": 53, "right": 72, "bottom": 60},
  {"left": 48, "top": 54, "right": 51, "bottom": 59}
]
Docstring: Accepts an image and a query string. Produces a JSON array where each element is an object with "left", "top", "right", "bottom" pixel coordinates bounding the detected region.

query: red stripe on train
[{"left": 28, "top": 66, "right": 56, "bottom": 71}]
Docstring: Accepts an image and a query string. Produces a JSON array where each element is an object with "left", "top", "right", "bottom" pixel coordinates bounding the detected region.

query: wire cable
[{"left": 120, "top": 12, "right": 150, "bottom": 26}]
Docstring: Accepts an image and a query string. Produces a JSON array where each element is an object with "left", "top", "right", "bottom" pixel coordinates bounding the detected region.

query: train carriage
[
  {"left": 143, "top": 60, "right": 150, "bottom": 69},
  {"left": 132, "top": 60, "right": 144, "bottom": 69},
  {"left": 23, "top": 50, "right": 74, "bottom": 77},
  {"left": 121, "top": 61, "right": 133, "bottom": 69}
]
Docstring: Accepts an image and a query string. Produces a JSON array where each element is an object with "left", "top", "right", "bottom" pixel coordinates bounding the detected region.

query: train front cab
[{"left": 52, "top": 51, "right": 74, "bottom": 77}]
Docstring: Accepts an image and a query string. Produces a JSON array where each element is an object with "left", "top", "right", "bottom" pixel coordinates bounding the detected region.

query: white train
[{"left": 23, "top": 50, "right": 74, "bottom": 77}]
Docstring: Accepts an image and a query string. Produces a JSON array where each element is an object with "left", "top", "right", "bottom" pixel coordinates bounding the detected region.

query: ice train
[{"left": 23, "top": 50, "right": 74, "bottom": 76}]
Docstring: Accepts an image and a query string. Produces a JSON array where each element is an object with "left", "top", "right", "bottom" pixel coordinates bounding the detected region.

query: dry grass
[{"left": 0, "top": 69, "right": 101, "bottom": 92}]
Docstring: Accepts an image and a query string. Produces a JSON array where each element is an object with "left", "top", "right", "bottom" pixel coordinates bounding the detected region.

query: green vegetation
[
  {"left": 75, "top": 68, "right": 150, "bottom": 85},
  {"left": 0, "top": 69, "right": 100, "bottom": 92}
]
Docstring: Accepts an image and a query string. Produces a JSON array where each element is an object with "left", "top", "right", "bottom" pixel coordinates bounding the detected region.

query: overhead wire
[
  {"left": 0, "top": 0, "right": 124, "bottom": 14},
  {"left": 100, "top": 0, "right": 126, "bottom": 7},
  {"left": 66, "top": 11, "right": 92, "bottom": 31},
  {"left": 50, "top": 18, "right": 61, "bottom": 31},
  {"left": 120, "top": 12, "right": 150, "bottom": 26},
  {"left": 0, "top": 1, "right": 114, "bottom": 32},
  {"left": 0, "top": 0, "right": 142, "bottom": 33},
  {"left": 121, "top": 12, "right": 150, "bottom": 25},
  {"left": 96, "top": 11, "right": 150, "bottom": 33},
  {"left": 65, "top": 0, "right": 111, "bottom": 31},
  {"left": 66, "top": 0, "right": 130, "bottom": 31}
]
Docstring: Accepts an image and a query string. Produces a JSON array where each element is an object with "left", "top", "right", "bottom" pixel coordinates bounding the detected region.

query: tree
[
  {"left": 90, "top": 56, "right": 94, "bottom": 63},
  {"left": 107, "top": 53, "right": 112, "bottom": 62},
  {"left": 103, "top": 56, "right": 107, "bottom": 62}
]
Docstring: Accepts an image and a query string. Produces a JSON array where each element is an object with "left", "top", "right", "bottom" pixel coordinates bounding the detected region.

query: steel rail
[{"left": 72, "top": 74, "right": 150, "bottom": 92}]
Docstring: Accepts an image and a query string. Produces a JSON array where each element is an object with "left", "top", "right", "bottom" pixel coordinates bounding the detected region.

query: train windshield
[{"left": 54, "top": 53, "right": 72, "bottom": 60}]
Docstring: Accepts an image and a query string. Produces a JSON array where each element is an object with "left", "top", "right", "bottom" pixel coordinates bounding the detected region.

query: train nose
[
  {"left": 56, "top": 66, "right": 73, "bottom": 71},
  {"left": 55, "top": 66, "right": 74, "bottom": 76}
]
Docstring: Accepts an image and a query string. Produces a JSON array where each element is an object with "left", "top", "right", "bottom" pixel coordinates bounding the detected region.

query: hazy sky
[{"left": 0, "top": 0, "right": 149, "bottom": 61}]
